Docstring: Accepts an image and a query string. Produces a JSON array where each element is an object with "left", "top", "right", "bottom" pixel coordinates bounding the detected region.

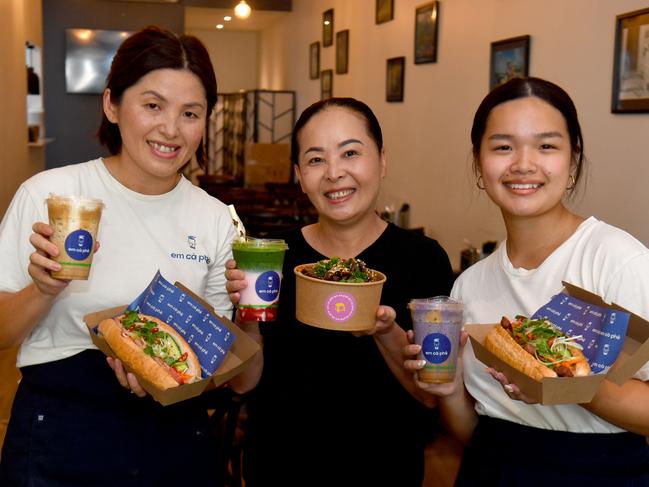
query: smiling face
[
  {"left": 294, "top": 106, "right": 386, "bottom": 226},
  {"left": 478, "top": 96, "right": 575, "bottom": 221},
  {"left": 103, "top": 68, "right": 207, "bottom": 194}
]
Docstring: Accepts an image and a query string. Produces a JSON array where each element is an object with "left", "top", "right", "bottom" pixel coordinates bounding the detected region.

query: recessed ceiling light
[
  {"left": 216, "top": 24, "right": 224, "bottom": 29},
  {"left": 224, "top": 16, "right": 232, "bottom": 21}
]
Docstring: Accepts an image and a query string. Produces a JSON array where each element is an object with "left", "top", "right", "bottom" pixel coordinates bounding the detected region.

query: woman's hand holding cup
[
  {"left": 404, "top": 329, "right": 468, "bottom": 396},
  {"left": 28, "top": 221, "right": 70, "bottom": 296},
  {"left": 28, "top": 221, "right": 101, "bottom": 297},
  {"left": 225, "top": 258, "right": 253, "bottom": 324},
  {"left": 225, "top": 258, "right": 247, "bottom": 305}
]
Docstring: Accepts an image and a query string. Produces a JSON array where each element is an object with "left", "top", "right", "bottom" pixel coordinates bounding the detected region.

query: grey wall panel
[{"left": 43, "top": 0, "right": 184, "bottom": 168}]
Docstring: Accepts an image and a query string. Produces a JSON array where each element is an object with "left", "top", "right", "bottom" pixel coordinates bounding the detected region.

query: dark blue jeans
[
  {"left": 456, "top": 415, "right": 649, "bottom": 487},
  {"left": 0, "top": 350, "right": 218, "bottom": 487}
]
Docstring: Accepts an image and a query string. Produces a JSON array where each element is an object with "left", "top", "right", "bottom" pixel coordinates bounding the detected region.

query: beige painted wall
[
  {"left": 0, "top": 0, "right": 43, "bottom": 456},
  {"left": 1, "top": 0, "right": 44, "bottom": 219},
  {"left": 188, "top": 28, "right": 260, "bottom": 93},
  {"left": 258, "top": 0, "right": 649, "bottom": 270}
]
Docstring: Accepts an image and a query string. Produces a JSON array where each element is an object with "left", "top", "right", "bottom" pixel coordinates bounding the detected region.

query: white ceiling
[{"left": 185, "top": 6, "right": 289, "bottom": 32}]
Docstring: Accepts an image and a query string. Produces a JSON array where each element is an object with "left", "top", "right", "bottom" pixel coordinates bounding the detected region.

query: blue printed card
[
  {"left": 128, "top": 271, "right": 236, "bottom": 378},
  {"left": 532, "top": 293, "right": 630, "bottom": 374}
]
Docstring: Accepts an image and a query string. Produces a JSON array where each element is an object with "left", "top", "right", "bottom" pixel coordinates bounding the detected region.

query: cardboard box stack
[{"left": 244, "top": 143, "right": 291, "bottom": 187}]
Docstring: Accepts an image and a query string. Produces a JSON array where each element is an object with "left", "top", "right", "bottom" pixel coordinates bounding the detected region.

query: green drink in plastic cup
[{"left": 232, "top": 237, "right": 288, "bottom": 321}]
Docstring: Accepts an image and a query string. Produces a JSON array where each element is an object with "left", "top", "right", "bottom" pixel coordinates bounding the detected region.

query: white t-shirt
[
  {"left": 0, "top": 159, "right": 236, "bottom": 367},
  {"left": 451, "top": 217, "right": 649, "bottom": 434}
]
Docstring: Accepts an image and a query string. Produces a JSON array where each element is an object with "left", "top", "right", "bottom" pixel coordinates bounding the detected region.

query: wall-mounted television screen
[{"left": 65, "top": 29, "right": 132, "bottom": 94}]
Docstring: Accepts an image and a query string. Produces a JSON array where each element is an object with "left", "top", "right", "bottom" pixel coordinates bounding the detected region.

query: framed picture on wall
[
  {"left": 386, "top": 57, "right": 405, "bottom": 102},
  {"left": 414, "top": 1, "right": 439, "bottom": 64},
  {"left": 336, "top": 30, "right": 349, "bottom": 74},
  {"left": 612, "top": 7, "right": 649, "bottom": 113},
  {"left": 309, "top": 42, "right": 320, "bottom": 79},
  {"left": 376, "top": 0, "right": 394, "bottom": 24},
  {"left": 321, "top": 69, "right": 333, "bottom": 99},
  {"left": 323, "top": 9, "right": 334, "bottom": 47},
  {"left": 489, "top": 35, "right": 530, "bottom": 90}
]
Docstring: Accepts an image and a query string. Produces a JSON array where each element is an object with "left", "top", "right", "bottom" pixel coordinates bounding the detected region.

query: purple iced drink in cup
[{"left": 408, "top": 296, "right": 464, "bottom": 383}]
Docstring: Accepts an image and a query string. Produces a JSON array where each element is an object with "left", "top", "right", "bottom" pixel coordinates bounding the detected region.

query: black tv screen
[{"left": 65, "top": 29, "right": 132, "bottom": 94}]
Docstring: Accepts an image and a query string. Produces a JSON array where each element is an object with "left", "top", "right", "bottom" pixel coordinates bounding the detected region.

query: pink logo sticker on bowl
[{"left": 325, "top": 292, "right": 356, "bottom": 322}]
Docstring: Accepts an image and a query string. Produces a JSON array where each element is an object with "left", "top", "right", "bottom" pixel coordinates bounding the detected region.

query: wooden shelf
[{"left": 27, "top": 137, "right": 54, "bottom": 147}]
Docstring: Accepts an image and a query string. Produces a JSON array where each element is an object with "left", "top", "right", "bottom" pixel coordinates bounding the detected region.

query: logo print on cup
[
  {"left": 325, "top": 292, "right": 356, "bottom": 322},
  {"left": 422, "top": 333, "right": 452, "bottom": 364},
  {"left": 255, "top": 271, "right": 280, "bottom": 302},
  {"left": 65, "top": 229, "right": 93, "bottom": 261}
]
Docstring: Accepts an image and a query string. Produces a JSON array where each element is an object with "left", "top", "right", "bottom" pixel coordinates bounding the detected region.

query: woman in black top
[{"left": 227, "top": 98, "right": 453, "bottom": 486}]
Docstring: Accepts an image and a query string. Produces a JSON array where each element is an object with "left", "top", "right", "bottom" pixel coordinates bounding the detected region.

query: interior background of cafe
[{"left": 2, "top": 0, "right": 648, "bottom": 477}]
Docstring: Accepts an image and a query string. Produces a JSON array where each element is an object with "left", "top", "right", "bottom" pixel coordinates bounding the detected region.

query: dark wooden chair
[
  {"left": 197, "top": 174, "right": 239, "bottom": 196},
  {"left": 198, "top": 180, "right": 317, "bottom": 237}
]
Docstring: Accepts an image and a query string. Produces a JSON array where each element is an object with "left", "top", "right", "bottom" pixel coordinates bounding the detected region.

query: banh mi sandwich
[
  {"left": 484, "top": 315, "right": 591, "bottom": 381},
  {"left": 98, "top": 310, "right": 201, "bottom": 390}
]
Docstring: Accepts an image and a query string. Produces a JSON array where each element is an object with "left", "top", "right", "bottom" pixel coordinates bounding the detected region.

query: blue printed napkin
[
  {"left": 128, "top": 271, "right": 236, "bottom": 378},
  {"left": 532, "top": 292, "right": 629, "bottom": 374}
]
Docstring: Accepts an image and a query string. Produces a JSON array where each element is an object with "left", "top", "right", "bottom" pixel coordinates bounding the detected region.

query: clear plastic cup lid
[
  {"left": 232, "top": 236, "right": 288, "bottom": 250},
  {"left": 407, "top": 296, "right": 463, "bottom": 310},
  {"left": 46, "top": 194, "right": 105, "bottom": 209}
]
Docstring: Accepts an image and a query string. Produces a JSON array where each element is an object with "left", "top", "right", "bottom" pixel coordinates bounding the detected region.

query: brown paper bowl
[{"left": 294, "top": 264, "right": 387, "bottom": 331}]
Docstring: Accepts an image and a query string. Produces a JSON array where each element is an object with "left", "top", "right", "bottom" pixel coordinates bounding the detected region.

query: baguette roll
[
  {"left": 98, "top": 312, "right": 201, "bottom": 390},
  {"left": 485, "top": 322, "right": 557, "bottom": 381},
  {"left": 484, "top": 316, "right": 591, "bottom": 381}
]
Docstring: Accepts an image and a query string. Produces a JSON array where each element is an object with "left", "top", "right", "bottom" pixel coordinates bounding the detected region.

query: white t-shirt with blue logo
[
  {"left": 452, "top": 216, "right": 649, "bottom": 434},
  {"left": 0, "top": 158, "right": 236, "bottom": 368}
]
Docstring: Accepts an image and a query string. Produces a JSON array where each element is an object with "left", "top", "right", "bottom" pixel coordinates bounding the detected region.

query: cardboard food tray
[
  {"left": 84, "top": 282, "right": 260, "bottom": 406},
  {"left": 466, "top": 282, "right": 649, "bottom": 405}
]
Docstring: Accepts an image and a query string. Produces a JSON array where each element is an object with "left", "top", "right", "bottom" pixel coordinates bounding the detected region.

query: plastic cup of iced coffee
[
  {"left": 232, "top": 237, "right": 288, "bottom": 321},
  {"left": 46, "top": 195, "right": 104, "bottom": 280},
  {"left": 408, "top": 296, "right": 464, "bottom": 383}
]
